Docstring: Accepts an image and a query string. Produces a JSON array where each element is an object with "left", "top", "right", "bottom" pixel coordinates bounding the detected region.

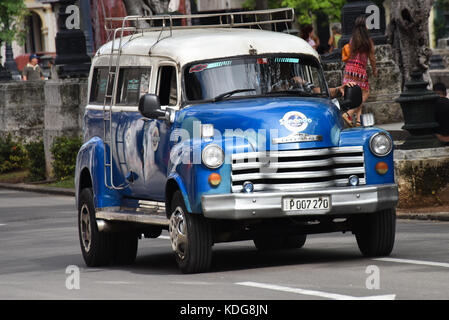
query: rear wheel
[
  {"left": 354, "top": 209, "right": 396, "bottom": 257},
  {"left": 254, "top": 234, "right": 307, "bottom": 251},
  {"left": 169, "top": 191, "right": 212, "bottom": 274},
  {"left": 78, "top": 188, "right": 114, "bottom": 267}
]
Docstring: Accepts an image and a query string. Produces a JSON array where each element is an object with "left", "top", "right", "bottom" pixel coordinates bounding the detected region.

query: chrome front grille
[{"left": 231, "top": 146, "right": 366, "bottom": 193}]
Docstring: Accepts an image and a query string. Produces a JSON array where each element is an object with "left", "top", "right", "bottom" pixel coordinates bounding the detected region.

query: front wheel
[
  {"left": 354, "top": 208, "right": 396, "bottom": 257},
  {"left": 169, "top": 191, "right": 213, "bottom": 274}
]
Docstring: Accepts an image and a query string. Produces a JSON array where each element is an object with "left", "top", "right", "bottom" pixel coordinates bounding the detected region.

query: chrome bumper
[{"left": 201, "top": 184, "right": 398, "bottom": 220}]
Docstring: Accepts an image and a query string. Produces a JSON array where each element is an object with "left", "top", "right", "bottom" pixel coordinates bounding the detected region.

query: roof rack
[{"left": 104, "top": 8, "right": 296, "bottom": 39}]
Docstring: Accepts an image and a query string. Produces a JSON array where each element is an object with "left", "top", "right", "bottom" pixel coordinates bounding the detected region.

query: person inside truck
[
  {"left": 433, "top": 82, "right": 449, "bottom": 145},
  {"left": 272, "top": 62, "right": 356, "bottom": 97}
]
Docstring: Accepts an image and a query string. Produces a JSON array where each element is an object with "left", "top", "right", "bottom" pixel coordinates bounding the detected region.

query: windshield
[{"left": 184, "top": 55, "right": 329, "bottom": 102}]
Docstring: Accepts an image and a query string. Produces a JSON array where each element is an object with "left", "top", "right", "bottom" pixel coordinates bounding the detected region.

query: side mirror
[
  {"left": 138, "top": 94, "right": 165, "bottom": 119},
  {"left": 340, "top": 85, "right": 363, "bottom": 111}
]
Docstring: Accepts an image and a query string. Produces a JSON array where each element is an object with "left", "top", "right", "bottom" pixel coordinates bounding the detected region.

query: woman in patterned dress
[{"left": 342, "top": 16, "right": 378, "bottom": 127}]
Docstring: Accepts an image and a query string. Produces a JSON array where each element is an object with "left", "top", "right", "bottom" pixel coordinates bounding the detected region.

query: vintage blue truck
[{"left": 75, "top": 9, "right": 398, "bottom": 273}]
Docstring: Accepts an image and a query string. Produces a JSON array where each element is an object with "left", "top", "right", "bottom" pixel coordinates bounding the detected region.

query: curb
[
  {"left": 0, "top": 182, "right": 75, "bottom": 197},
  {"left": 397, "top": 213, "right": 449, "bottom": 222},
  {"left": 1, "top": 183, "right": 448, "bottom": 221}
]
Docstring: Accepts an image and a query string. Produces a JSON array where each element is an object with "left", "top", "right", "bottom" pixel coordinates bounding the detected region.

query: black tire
[
  {"left": 354, "top": 208, "right": 396, "bottom": 257},
  {"left": 111, "top": 232, "right": 138, "bottom": 265},
  {"left": 254, "top": 234, "right": 307, "bottom": 251},
  {"left": 169, "top": 191, "right": 212, "bottom": 274},
  {"left": 78, "top": 188, "right": 114, "bottom": 267}
]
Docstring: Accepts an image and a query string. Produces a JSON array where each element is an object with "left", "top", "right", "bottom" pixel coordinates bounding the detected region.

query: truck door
[
  {"left": 113, "top": 67, "right": 152, "bottom": 196},
  {"left": 142, "top": 63, "right": 179, "bottom": 201}
]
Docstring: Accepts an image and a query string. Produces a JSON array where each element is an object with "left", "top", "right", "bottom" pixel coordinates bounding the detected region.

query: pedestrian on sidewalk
[
  {"left": 433, "top": 83, "right": 449, "bottom": 146},
  {"left": 328, "top": 25, "right": 342, "bottom": 53},
  {"left": 341, "top": 16, "right": 378, "bottom": 127},
  {"left": 22, "top": 54, "right": 44, "bottom": 81},
  {"left": 301, "top": 24, "right": 320, "bottom": 51}
]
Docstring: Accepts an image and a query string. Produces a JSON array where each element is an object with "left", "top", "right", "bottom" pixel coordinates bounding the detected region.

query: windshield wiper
[
  {"left": 213, "top": 89, "right": 256, "bottom": 102},
  {"left": 266, "top": 90, "right": 314, "bottom": 97}
]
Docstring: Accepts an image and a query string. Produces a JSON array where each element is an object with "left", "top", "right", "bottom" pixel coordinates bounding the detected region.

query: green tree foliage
[
  {"left": 243, "top": 0, "right": 285, "bottom": 9},
  {"left": 0, "top": 134, "right": 27, "bottom": 174},
  {"left": 282, "top": 0, "right": 346, "bottom": 25},
  {"left": 0, "top": 0, "right": 28, "bottom": 44},
  {"left": 244, "top": 0, "right": 346, "bottom": 25},
  {"left": 50, "top": 136, "right": 83, "bottom": 181},
  {"left": 25, "top": 140, "right": 46, "bottom": 182}
]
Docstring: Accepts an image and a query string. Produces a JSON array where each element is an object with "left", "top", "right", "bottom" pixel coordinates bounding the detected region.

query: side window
[
  {"left": 90, "top": 68, "right": 107, "bottom": 103},
  {"left": 90, "top": 67, "right": 151, "bottom": 105},
  {"left": 117, "top": 68, "right": 152, "bottom": 106},
  {"left": 158, "top": 66, "right": 178, "bottom": 106},
  {"left": 90, "top": 67, "right": 114, "bottom": 104}
]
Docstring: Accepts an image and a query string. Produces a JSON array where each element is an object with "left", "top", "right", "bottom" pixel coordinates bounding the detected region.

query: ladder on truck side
[
  {"left": 102, "top": 18, "right": 141, "bottom": 190},
  {"left": 102, "top": 9, "right": 296, "bottom": 190}
]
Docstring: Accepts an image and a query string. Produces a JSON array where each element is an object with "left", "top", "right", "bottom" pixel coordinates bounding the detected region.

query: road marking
[
  {"left": 158, "top": 235, "right": 170, "bottom": 240},
  {"left": 236, "top": 282, "right": 396, "bottom": 300},
  {"left": 0, "top": 224, "right": 6, "bottom": 226},
  {"left": 374, "top": 258, "right": 449, "bottom": 269}
]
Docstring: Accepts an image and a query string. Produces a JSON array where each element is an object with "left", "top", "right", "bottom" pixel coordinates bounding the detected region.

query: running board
[{"left": 96, "top": 202, "right": 169, "bottom": 227}]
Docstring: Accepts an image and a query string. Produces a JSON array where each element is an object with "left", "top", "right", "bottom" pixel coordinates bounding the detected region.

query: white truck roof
[{"left": 96, "top": 28, "right": 319, "bottom": 66}]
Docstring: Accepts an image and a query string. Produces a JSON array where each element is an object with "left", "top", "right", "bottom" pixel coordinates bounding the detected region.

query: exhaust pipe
[{"left": 96, "top": 219, "right": 113, "bottom": 233}]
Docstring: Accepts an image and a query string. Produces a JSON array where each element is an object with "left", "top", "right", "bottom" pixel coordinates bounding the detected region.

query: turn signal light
[
  {"left": 209, "top": 173, "right": 221, "bottom": 187},
  {"left": 376, "top": 162, "right": 389, "bottom": 175}
]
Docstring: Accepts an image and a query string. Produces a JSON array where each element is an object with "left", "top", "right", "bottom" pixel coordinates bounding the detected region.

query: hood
[{"left": 175, "top": 97, "right": 343, "bottom": 151}]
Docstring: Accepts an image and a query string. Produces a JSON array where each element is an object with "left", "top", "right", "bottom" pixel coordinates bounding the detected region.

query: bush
[
  {"left": 25, "top": 139, "right": 46, "bottom": 182},
  {"left": 50, "top": 136, "right": 83, "bottom": 181},
  {"left": 0, "top": 134, "right": 28, "bottom": 174}
]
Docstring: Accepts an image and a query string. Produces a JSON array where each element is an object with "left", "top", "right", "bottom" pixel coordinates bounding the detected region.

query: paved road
[{"left": 0, "top": 189, "right": 448, "bottom": 300}]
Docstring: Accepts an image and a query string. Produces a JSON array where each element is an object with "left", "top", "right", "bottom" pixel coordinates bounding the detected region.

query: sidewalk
[{"left": 0, "top": 182, "right": 75, "bottom": 197}]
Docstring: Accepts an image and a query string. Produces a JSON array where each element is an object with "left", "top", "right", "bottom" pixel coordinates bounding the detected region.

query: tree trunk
[
  {"left": 123, "top": 0, "right": 170, "bottom": 15},
  {"left": 387, "top": 0, "right": 434, "bottom": 88},
  {"left": 122, "top": 0, "right": 171, "bottom": 27},
  {"left": 255, "top": 0, "right": 268, "bottom": 10}
]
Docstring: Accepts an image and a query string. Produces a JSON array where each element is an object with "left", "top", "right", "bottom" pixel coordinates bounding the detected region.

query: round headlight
[
  {"left": 202, "top": 144, "right": 224, "bottom": 169},
  {"left": 370, "top": 132, "right": 393, "bottom": 157}
]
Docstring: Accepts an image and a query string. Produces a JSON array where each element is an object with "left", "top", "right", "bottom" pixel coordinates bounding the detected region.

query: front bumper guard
[{"left": 202, "top": 184, "right": 398, "bottom": 220}]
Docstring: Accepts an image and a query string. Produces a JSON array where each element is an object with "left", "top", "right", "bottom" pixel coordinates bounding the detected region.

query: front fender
[
  {"left": 166, "top": 173, "right": 193, "bottom": 213},
  {"left": 167, "top": 135, "right": 252, "bottom": 213},
  {"left": 75, "top": 137, "right": 121, "bottom": 209}
]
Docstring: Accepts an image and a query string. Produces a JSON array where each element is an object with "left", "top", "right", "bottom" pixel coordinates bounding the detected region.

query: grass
[
  {"left": 0, "top": 170, "right": 75, "bottom": 189},
  {"left": 44, "top": 177, "right": 75, "bottom": 189},
  {"left": 0, "top": 170, "right": 30, "bottom": 183}
]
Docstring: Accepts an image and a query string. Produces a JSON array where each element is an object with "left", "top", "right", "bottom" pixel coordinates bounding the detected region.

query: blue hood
[{"left": 175, "top": 97, "right": 343, "bottom": 151}]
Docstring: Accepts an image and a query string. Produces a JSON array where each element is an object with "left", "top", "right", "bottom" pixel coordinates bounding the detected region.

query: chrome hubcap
[
  {"left": 169, "top": 207, "right": 187, "bottom": 260},
  {"left": 80, "top": 204, "right": 92, "bottom": 252}
]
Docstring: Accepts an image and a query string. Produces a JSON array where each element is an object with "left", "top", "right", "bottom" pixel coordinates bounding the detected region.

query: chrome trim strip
[
  {"left": 231, "top": 146, "right": 364, "bottom": 161},
  {"left": 231, "top": 167, "right": 366, "bottom": 182},
  {"left": 231, "top": 156, "right": 365, "bottom": 171},
  {"left": 231, "top": 178, "right": 367, "bottom": 193}
]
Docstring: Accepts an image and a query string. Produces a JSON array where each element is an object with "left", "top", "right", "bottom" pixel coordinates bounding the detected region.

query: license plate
[{"left": 283, "top": 196, "right": 331, "bottom": 213}]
